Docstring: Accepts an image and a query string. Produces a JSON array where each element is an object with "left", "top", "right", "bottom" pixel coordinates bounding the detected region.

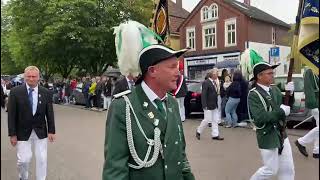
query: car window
[
  {"left": 187, "top": 83, "right": 202, "bottom": 93},
  {"left": 274, "top": 77, "right": 304, "bottom": 92}
]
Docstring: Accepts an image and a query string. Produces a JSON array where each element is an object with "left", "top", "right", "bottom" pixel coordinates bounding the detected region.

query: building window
[
  {"left": 202, "top": 6, "right": 209, "bottom": 21},
  {"left": 225, "top": 18, "right": 237, "bottom": 47},
  {"left": 186, "top": 27, "right": 196, "bottom": 50},
  {"left": 202, "top": 24, "right": 217, "bottom": 49},
  {"left": 210, "top": 3, "right": 218, "bottom": 19},
  {"left": 272, "top": 27, "right": 276, "bottom": 45},
  {"left": 201, "top": 4, "right": 218, "bottom": 22}
]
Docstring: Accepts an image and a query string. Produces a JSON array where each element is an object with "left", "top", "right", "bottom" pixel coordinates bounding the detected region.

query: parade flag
[
  {"left": 297, "top": 0, "right": 319, "bottom": 75},
  {"left": 153, "top": 0, "right": 170, "bottom": 42}
]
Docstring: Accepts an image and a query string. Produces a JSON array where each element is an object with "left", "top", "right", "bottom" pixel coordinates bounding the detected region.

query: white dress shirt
[
  {"left": 141, "top": 81, "right": 167, "bottom": 111},
  {"left": 26, "top": 84, "right": 38, "bottom": 115},
  {"left": 257, "top": 83, "right": 271, "bottom": 95}
]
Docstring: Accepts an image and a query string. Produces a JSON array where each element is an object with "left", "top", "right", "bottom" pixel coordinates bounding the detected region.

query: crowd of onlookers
[
  {"left": 2, "top": 68, "right": 251, "bottom": 122},
  {"left": 47, "top": 75, "right": 120, "bottom": 111},
  {"left": 1, "top": 74, "right": 121, "bottom": 112}
]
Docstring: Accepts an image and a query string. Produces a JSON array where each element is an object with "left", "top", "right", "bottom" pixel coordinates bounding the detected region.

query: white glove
[
  {"left": 285, "top": 81, "right": 294, "bottom": 94},
  {"left": 280, "top": 104, "right": 291, "bottom": 116}
]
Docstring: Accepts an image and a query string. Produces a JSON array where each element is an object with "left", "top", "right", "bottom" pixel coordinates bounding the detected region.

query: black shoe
[
  {"left": 295, "top": 140, "right": 308, "bottom": 157},
  {"left": 218, "top": 122, "right": 224, "bottom": 126},
  {"left": 208, "top": 123, "right": 212, "bottom": 127},
  {"left": 196, "top": 131, "right": 200, "bottom": 140},
  {"left": 313, "top": 153, "right": 319, "bottom": 159},
  {"left": 212, "top": 136, "right": 224, "bottom": 140}
]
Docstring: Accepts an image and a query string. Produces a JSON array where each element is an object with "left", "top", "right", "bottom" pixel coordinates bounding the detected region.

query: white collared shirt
[
  {"left": 141, "top": 81, "right": 167, "bottom": 111},
  {"left": 208, "top": 77, "right": 220, "bottom": 94},
  {"left": 26, "top": 83, "right": 38, "bottom": 115},
  {"left": 257, "top": 83, "right": 271, "bottom": 95}
]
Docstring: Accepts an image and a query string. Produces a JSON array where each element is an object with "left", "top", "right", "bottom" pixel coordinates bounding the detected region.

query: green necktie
[{"left": 154, "top": 99, "right": 166, "bottom": 117}]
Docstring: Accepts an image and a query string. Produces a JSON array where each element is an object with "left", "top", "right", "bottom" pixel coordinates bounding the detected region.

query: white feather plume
[
  {"left": 240, "top": 48, "right": 251, "bottom": 80},
  {"left": 114, "top": 20, "right": 158, "bottom": 77}
]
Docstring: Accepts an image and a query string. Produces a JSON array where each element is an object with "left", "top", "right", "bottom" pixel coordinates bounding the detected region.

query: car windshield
[
  {"left": 187, "top": 83, "right": 201, "bottom": 93},
  {"left": 273, "top": 77, "right": 304, "bottom": 92}
]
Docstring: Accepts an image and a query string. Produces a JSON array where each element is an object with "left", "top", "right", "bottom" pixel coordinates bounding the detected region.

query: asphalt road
[{"left": 1, "top": 105, "right": 319, "bottom": 180}]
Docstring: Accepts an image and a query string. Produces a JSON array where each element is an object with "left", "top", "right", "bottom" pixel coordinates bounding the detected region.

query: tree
[
  {"left": 1, "top": 0, "right": 25, "bottom": 74},
  {"left": 3, "top": 0, "right": 153, "bottom": 78}
]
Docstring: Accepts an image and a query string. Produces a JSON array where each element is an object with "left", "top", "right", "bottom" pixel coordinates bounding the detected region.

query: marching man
[
  {"left": 102, "top": 21, "right": 195, "bottom": 180},
  {"left": 172, "top": 71, "right": 188, "bottom": 122},
  {"left": 295, "top": 67, "right": 319, "bottom": 158},
  {"left": 248, "top": 62, "right": 295, "bottom": 180}
]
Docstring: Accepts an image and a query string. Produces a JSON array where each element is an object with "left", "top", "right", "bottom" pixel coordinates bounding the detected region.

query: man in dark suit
[
  {"left": 196, "top": 68, "right": 224, "bottom": 141},
  {"left": 112, "top": 73, "right": 137, "bottom": 96},
  {"left": 8, "top": 66, "right": 55, "bottom": 180}
]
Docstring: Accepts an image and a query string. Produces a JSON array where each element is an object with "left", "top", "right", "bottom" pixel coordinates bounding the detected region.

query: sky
[
  {"left": 3, "top": 0, "right": 299, "bottom": 24},
  {"left": 180, "top": 0, "right": 299, "bottom": 24}
]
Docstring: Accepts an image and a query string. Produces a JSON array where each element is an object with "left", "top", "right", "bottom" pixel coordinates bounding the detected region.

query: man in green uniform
[
  {"left": 248, "top": 62, "right": 295, "bottom": 180},
  {"left": 295, "top": 68, "right": 319, "bottom": 158},
  {"left": 102, "top": 44, "right": 195, "bottom": 180}
]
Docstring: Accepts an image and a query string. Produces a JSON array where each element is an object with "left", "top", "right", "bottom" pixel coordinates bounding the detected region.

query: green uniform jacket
[
  {"left": 102, "top": 85, "right": 195, "bottom": 180},
  {"left": 304, "top": 68, "right": 319, "bottom": 109},
  {"left": 248, "top": 85, "right": 287, "bottom": 149}
]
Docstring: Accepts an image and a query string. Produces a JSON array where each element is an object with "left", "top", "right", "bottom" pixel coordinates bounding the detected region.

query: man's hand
[
  {"left": 285, "top": 81, "right": 294, "bottom": 94},
  {"left": 280, "top": 104, "right": 291, "bottom": 116},
  {"left": 10, "top": 136, "right": 17, "bottom": 147},
  {"left": 48, "top": 133, "right": 56, "bottom": 142}
]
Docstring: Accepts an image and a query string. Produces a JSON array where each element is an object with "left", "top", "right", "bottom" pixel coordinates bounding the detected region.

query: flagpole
[{"left": 284, "top": 0, "right": 304, "bottom": 105}]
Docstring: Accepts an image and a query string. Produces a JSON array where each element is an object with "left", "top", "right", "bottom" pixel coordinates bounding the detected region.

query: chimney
[
  {"left": 176, "top": 0, "right": 182, "bottom": 8},
  {"left": 244, "top": 0, "right": 250, "bottom": 6}
]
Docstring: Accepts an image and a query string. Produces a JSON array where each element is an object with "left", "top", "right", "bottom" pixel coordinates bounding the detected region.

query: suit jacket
[
  {"left": 201, "top": 79, "right": 218, "bottom": 110},
  {"left": 103, "top": 85, "right": 195, "bottom": 180},
  {"left": 112, "top": 77, "right": 130, "bottom": 96},
  {"left": 248, "top": 85, "right": 286, "bottom": 149},
  {"left": 174, "top": 75, "right": 188, "bottom": 98},
  {"left": 8, "top": 84, "right": 55, "bottom": 141}
]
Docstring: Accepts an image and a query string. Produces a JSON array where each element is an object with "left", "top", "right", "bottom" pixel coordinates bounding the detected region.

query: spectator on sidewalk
[
  {"left": 83, "top": 77, "right": 92, "bottom": 109},
  {"left": 225, "top": 71, "right": 242, "bottom": 128},
  {"left": 102, "top": 76, "right": 112, "bottom": 110},
  {"left": 63, "top": 78, "right": 71, "bottom": 104},
  {"left": 95, "top": 76, "right": 103, "bottom": 110},
  {"left": 89, "top": 77, "right": 97, "bottom": 110}
]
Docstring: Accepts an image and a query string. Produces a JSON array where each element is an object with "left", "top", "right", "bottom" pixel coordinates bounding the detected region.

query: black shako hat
[
  {"left": 250, "top": 62, "right": 280, "bottom": 81},
  {"left": 136, "top": 44, "right": 188, "bottom": 84}
]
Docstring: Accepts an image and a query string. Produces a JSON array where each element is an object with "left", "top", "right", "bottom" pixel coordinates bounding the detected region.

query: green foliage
[{"left": 1, "top": 0, "right": 153, "bottom": 78}]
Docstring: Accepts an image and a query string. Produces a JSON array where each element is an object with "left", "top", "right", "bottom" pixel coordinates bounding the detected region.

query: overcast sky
[
  {"left": 180, "top": 0, "right": 299, "bottom": 24},
  {"left": 3, "top": 0, "right": 299, "bottom": 24}
]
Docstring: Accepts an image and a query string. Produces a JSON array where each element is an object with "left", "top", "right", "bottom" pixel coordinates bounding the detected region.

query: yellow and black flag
[
  {"left": 153, "top": 0, "right": 170, "bottom": 43},
  {"left": 298, "top": 0, "right": 319, "bottom": 75}
]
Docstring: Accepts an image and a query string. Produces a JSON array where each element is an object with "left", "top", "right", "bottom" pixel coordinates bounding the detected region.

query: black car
[{"left": 184, "top": 81, "right": 203, "bottom": 118}]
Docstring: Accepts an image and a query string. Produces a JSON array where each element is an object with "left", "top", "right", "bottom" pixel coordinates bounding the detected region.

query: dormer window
[
  {"left": 210, "top": 4, "right": 218, "bottom": 19},
  {"left": 201, "top": 4, "right": 219, "bottom": 22},
  {"left": 202, "top": 6, "right": 209, "bottom": 20}
]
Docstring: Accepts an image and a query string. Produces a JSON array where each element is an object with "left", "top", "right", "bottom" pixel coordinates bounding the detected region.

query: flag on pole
[
  {"left": 153, "top": 0, "right": 170, "bottom": 43},
  {"left": 297, "top": 0, "right": 319, "bottom": 75}
]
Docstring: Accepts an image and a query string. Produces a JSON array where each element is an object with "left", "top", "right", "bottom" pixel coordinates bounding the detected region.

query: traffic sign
[{"left": 270, "top": 47, "right": 280, "bottom": 57}]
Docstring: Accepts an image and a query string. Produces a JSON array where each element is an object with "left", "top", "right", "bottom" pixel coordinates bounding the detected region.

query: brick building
[{"left": 178, "top": 0, "right": 291, "bottom": 79}]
